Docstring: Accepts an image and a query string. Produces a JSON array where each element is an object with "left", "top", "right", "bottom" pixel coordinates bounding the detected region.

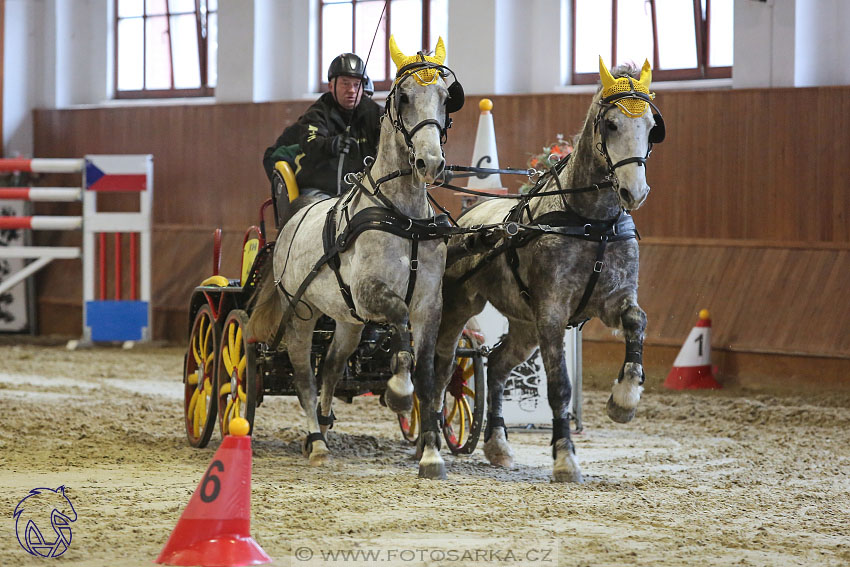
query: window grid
[
  {"left": 572, "top": 0, "right": 731, "bottom": 85},
  {"left": 318, "top": 0, "right": 432, "bottom": 93},
  {"left": 115, "top": 0, "right": 216, "bottom": 99}
]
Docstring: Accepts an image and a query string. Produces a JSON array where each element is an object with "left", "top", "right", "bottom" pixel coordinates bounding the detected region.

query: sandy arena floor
[{"left": 0, "top": 341, "right": 848, "bottom": 567}]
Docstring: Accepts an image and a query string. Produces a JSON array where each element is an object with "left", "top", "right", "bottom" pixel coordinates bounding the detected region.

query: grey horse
[
  {"left": 434, "top": 58, "right": 665, "bottom": 482},
  {"left": 248, "top": 37, "right": 463, "bottom": 479}
]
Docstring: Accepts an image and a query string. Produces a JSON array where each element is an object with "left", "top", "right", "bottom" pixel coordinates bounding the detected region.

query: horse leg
[
  {"left": 317, "top": 322, "right": 363, "bottom": 435},
  {"left": 433, "top": 290, "right": 485, "bottom": 419},
  {"left": 410, "top": 297, "right": 447, "bottom": 480},
  {"left": 286, "top": 314, "right": 330, "bottom": 466},
  {"left": 483, "top": 319, "right": 538, "bottom": 469},
  {"left": 606, "top": 301, "right": 647, "bottom": 423},
  {"left": 353, "top": 279, "right": 414, "bottom": 414},
  {"left": 534, "top": 315, "right": 583, "bottom": 483}
]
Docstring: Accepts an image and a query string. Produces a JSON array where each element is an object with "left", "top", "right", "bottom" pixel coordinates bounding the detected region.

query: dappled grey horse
[
  {"left": 434, "top": 58, "right": 665, "bottom": 482},
  {"left": 248, "top": 37, "right": 464, "bottom": 478}
]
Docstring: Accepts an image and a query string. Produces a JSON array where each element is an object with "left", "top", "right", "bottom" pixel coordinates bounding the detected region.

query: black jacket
[{"left": 263, "top": 92, "right": 383, "bottom": 195}]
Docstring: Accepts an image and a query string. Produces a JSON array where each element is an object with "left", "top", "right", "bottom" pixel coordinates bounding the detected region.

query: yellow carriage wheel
[
  {"left": 398, "top": 394, "right": 421, "bottom": 444},
  {"left": 217, "top": 310, "right": 259, "bottom": 438},
  {"left": 184, "top": 304, "right": 219, "bottom": 448},
  {"left": 443, "top": 330, "right": 486, "bottom": 455}
]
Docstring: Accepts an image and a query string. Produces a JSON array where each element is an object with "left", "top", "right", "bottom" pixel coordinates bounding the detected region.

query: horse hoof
[
  {"left": 385, "top": 390, "right": 414, "bottom": 414},
  {"left": 488, "top": 455, "right": 514, "bottom": 468},
  {"left": 309, "top": 452, "right": 330, "bottom": 467},
  {"left": 607, "top": 394, "right": 637, "bottom": 423},
  {"left": 418, "top": 461, "right": 447, "bottom": 480},
  {"left": 553, "top": 468, "right": 584, "bottom": 483},
  {"left": 483, "top": 431, "right": 514, "bottom": 468},
  {"left": 309, "top": 443, "right": 330, "bottom": 466}
]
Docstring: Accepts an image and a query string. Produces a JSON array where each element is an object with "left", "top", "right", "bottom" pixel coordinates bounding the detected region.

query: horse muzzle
[
  {"left": 617, "top": 184, "right": 649, "bottom": 210},
  {"left": 414, "top": 153, "right": 446, "bottom": 184}
]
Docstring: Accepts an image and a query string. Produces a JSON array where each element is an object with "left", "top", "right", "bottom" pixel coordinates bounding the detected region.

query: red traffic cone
[
  {"left": 156, "top": 418, "right": 271, "bottom": 566},
  {"left": 664, "top": 309, "right": 721, "bottom": 390}
]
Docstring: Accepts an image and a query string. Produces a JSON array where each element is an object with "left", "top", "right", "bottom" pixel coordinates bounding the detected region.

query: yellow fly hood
[
  {"left": 599, "top": 56, "right": 654, "bottom": 118},
  {"left": 390, "top": 35, "right": 446, "bottom": 86}
]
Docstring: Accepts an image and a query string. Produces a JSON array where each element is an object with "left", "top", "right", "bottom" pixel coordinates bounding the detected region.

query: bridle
[
  {"left": 593, "top": 78, "right": 666, "bottom": 184},
  {"left": 384, "top": 59, "right": 464, "bottom": 161}
]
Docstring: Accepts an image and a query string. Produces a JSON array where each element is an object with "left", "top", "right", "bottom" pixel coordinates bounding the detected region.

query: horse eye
[
  {"left": 606, "top": 120, "right": 618, "bottom": 132},
  {"left": 399, "top": 93, "right": 410, "bottom": 104}
]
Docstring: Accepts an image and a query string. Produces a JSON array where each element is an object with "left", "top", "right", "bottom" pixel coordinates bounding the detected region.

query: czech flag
[{"left": 85, "top": 155, "right": 149, "bottom": 192}]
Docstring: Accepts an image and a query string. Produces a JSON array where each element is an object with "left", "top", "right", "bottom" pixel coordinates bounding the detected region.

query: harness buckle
[
  {"left": 583, "top": 224, "right": 592, "bottom": 236},
  {"left": 594, "top": 261, "right": 604, "bottom": 273},
  {"left": 410, "top": 259, "right": 419, "bottom": 271}
]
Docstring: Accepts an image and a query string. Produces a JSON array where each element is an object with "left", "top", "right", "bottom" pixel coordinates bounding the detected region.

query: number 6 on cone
[{"left": 156, "top": 420, "right": 271, "bottom": 566}]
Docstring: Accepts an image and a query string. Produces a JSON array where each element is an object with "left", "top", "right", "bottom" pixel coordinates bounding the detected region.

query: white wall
[
  {"left": 732, "top": 0, "right": 850, "bottom": 89},
  {"left": 5, "top": 0, "right": 850, "bottom": 157},
  {"left": 448, "top": 0, "right": 497, "bottom": 94},
  {"left": 794, "top": 0, "right": 850, "bottom": 87},
  {"left": 214, "top": 0, "right": 316, "bottom": 103},
  {"left": 4, "top": 0, "right": 45, "bottom": 157},
  {"left": 215, "top": 0, "right": 255, "bottom": 103}
]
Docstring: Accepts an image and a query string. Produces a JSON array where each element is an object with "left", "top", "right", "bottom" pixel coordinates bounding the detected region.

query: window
[
  {"left": 115, "top": 0, "right": 218, "bottom": 99},
  {"left": 572, "top": 0, "right": 732, "bottom": 84},
  {"left": 319, "top": 0, "right": 448, "bottom": 92}
]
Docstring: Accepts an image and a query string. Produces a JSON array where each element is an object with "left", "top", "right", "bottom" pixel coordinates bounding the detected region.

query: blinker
[
  {"left": 446, "top": 80, "right": 465, "bottom": 114},
  {"left": 649, "top": 113, "right": 665, "bottom": 144}
]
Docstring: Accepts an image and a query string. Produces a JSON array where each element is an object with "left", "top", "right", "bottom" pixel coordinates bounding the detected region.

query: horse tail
[{"left": 247, "top": 256, "right": 282, "bottom": 342}]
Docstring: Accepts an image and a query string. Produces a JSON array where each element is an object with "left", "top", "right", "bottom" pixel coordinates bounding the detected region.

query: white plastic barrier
[{"left": 0, "top": 155, "right": 153, "bottom": 342}]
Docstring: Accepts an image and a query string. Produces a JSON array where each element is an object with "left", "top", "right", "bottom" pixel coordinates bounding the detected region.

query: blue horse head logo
[{"left": 13, "top": 486, "right": 77, "bottom": 557}]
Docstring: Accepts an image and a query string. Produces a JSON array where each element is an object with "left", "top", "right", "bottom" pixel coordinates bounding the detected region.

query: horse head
[
  {"left": 386, "top": 35, "right": 463, "bottom": 184},
  {"left": 593, "top": 57, "right": 664, "bottom": 211}
]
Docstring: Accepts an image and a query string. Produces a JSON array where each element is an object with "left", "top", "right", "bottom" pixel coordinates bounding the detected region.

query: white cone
[
  {"left": 468, "top": 99, "right": 504, "bottom": 190},
  {"left": 664, "top": 309, "right": 721, "bottom": 390}
]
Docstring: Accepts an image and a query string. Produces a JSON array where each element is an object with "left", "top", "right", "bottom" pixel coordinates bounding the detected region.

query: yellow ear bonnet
[
  {"left": 390, "top": 35, "right": 447, "bottom": 86},
  {"left": 598, "top": 56, "right": 655, "bottom": 118}
]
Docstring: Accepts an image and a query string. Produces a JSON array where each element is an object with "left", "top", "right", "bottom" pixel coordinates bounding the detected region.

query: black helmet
[
  {"left": 328, "top": 53, "right": 366, "bottom": 81},
  {"left": 363, "top": 75, "right": 374, "bottom": 96}
]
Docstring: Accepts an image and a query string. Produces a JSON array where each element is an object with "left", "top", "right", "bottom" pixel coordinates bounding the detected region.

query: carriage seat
[{"left": 271, "top": 159, "right": 300, "bottom": 230}]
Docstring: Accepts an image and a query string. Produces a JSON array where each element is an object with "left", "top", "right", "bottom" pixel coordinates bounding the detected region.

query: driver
[{"left": 262, "top": 53, "right": 383, "bottom": 199}]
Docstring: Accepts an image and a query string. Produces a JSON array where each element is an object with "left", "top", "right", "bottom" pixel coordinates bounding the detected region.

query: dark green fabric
[{"left": 268, "top": 143, "right": 301, "bottom": 167}]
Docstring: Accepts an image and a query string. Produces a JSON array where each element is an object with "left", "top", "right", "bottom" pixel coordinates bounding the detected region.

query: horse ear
[
  {"left": 433, "top": 36, "right": 446, "bottom": 65},
  {"left": 639, "top": 58, "right": 652, "bottom": 90},
  {"left": 389, "top": 35, "right": 406, "bottom": 70},
  {"left": 599, "top": 56, "right": 616, "bottom": 91}
]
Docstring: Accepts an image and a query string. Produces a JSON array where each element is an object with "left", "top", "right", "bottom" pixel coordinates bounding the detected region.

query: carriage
[{"left": 181, "top": 190, "right": 486, "bottom": 456}]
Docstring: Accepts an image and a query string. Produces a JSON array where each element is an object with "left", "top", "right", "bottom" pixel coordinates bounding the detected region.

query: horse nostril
[
  {"left": 415, "top": 158, "right": 426, "bottom": 171},
  {"left": 619, "top": 188, "right": 631, "bottom": 203}
]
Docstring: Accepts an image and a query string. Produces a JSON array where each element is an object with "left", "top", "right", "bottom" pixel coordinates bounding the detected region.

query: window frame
[
  {"left": 317, "top": 0, "right": 433, "bottom": 93},
  {"left": 571, "top": 0, "right": 731, "bottom": 85},
  {"left": 114, "top": 0, "right": 216, "bottom": 99}
]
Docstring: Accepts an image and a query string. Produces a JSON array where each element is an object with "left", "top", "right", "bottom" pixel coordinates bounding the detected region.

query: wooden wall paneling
[
  {"left": 31, "top": 88, "right": 850, "bottom": 371},
  {"left": 584, "top": 240, "right": 850, "bottom": 360}
]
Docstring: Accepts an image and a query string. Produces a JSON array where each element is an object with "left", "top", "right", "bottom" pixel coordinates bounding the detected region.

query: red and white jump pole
[
  {"left": 0, "top": 155, "right": 153, "bottom": 343},
  {"left": 0, "top": 158, "right": 85, "bottom": 174}
]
